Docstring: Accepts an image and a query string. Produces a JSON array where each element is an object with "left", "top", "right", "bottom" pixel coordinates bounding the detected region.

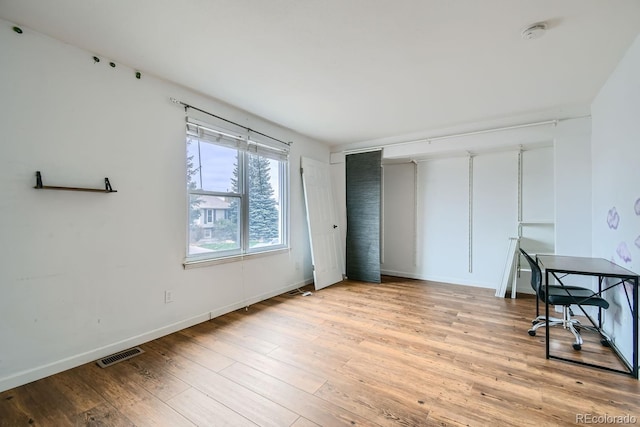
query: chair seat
[
  {"left": 544, "top": 286, "right": 610, "bottom": 309},
  {"left": 520, "top": 248, "right": 611, "bottom": 351}
]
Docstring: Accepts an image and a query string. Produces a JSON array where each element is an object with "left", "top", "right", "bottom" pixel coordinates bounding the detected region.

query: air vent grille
[{"left": 96, "top": 347, "right": 144, "bottom": 368}]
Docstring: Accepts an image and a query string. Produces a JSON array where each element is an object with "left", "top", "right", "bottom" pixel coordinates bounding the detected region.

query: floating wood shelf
[{"left": 34, "top": 171, "right": 117, "bottom": 193}]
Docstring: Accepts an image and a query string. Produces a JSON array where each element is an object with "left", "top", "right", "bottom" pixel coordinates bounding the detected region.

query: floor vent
[{"left": 96, "top": 347, "right": 144, "bottom": 368}]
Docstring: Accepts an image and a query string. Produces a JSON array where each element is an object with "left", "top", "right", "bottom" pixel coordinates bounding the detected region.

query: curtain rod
[{"left": 171, "top": 98, "right": 292, "bottom": 147}]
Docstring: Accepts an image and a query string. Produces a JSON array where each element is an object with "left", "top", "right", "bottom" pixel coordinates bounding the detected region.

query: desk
[{"left": 537, "top": 255, "right": 639, "bottom": 378}]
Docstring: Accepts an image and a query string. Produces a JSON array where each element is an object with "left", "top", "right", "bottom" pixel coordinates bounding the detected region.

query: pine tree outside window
[{"left": 185, "top": 115, "right": 289, "bottom": 262}]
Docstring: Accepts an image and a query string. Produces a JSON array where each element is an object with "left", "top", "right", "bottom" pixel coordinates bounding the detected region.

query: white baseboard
[
  {"left": 380, "top": 269, "right": 495, "bottom": 289},
  {"left": 380, "top": 269, "right": 424, "bottom": 280},
  {"left": 208, "top": 278, "right": 314, "bottom": 318},
  {"left": 0, "top": 277, "right": 313, "bottom": 393}
]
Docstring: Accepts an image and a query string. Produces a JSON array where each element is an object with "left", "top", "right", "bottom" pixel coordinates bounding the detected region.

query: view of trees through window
[
  {"left": 187, "top": 138, "right": 283, "bottom": 258},
  {"left": 231, "top": 154, "right": 281, "bottom": 243}
]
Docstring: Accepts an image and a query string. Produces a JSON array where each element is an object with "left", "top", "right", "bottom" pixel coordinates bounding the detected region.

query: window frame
[
  {"left": 185, "top": 119, "right": 289, "bottom": 265},
  {"left": 244, "top": 152, "right": 289, "bottom": 255}
]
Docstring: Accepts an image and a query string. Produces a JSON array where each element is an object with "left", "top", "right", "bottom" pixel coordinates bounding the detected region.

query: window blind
[{"left": 186, "top": 116, "right": 289, "bottom": 161}]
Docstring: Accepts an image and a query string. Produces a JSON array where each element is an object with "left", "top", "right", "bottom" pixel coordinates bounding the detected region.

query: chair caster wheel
[
  {"left": 573, "top": 343, "right": 582, "bottom": 351},
  {"left": 601, "top": 339, "right": 611, "bottom": 347},
  {"left": 528, "top": 330, "right": 536, "bottom": 336}
]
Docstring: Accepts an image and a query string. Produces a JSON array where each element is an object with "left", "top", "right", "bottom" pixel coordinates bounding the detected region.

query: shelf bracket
[
  {"left": 105, "top": 178, "right": 113, "bottom": 192},
  {"left": 35, "top": 171, "right": 43, "bottom": 189}
]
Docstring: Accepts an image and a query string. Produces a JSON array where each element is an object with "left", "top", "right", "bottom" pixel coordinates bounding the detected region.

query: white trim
[
  {"left": 0, "top": 276, "right": 313, "bottom": 393},
  {"left": 412, "top": 161, "right": 418, "bottom": 267},
  {"left": 214, "top": 277, "right": 314, "bottom": 314},
  {"left": 343, "top": 147, "right": 383, "bottom": 155},
  {"left": 468, "top": 155, "right": 474, "bottom": 273},
  {"left": 0, "top": 311, "right": 209, "bottom": 393},
  {"left": 184, "top": 247, "right": 290, "bottom": 269},
  {"left": 380, "top": 269, "right": 496, "bottom": 289},
  {"left": 336, "top": 116, "right": 586, "bottom": 154}
]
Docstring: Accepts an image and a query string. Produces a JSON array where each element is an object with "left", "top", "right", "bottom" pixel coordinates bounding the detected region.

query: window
[{"left": 186, "top": 116, "right": 289, "bottom": 261}]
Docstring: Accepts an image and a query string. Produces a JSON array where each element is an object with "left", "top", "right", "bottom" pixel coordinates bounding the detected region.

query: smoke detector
[{"left": 521, "top": 22, "right": 547, "bottom": 40}]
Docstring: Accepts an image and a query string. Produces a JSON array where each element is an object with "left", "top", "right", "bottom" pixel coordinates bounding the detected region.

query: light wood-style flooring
[{"left": 1, "top": 277, "right": 639, "bottom": 426}]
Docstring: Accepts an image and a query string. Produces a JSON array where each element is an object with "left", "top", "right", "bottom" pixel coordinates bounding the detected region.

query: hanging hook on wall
[
  {"left": 90, "top": 56, "right": 140, "bottom": 80},
  {"left": 13, "top": 26, "right": 23, "bottom": 34}
]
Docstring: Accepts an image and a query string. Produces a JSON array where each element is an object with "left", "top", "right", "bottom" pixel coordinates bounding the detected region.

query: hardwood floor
[{"left": 1, "top": 277, "right": 639, "bottom": 426}]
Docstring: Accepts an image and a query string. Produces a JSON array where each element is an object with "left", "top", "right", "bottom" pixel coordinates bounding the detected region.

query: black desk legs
[
  {"left": 545, "top": 270, "right": 550, "bottom": 359},
  {"left": 634, "top": 277, "right": 638, "bottom": 378},
  {"left": 544, "top": 273, "right": 639, "bottom": 378}
]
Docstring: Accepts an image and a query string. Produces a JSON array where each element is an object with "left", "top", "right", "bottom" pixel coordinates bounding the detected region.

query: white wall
[
  {"left": 0, "top": 21, "right": 327, "bottom": 391},
  {"left": 416, "top": 158, "right": 471, "bottom": 283},
  {"left": 409, "top": 151, "right": 520, "bottom": 288},
  {"left": 373, "top": 122, "right": 593, "bottom": 294},
  {"left": 591, "top": 35, "right": 640, "bottom": 363},
  {"left": 554, "top": 117, "right": 593, "bottom": 257},
  {"left": 520, "top": 147, "right": 555, "bottom": 253},
  {"left": 376, "top": 112, "right": 594, "bottom": 292},
  {"left": 522, "top": 147, "right": 554, "bottom": 224},
  {"left": 379, "top": 148, "right": 556, "bottom": 290},
  {"left": 472, "top": 152, "right": 519, "bottom": 286},
  {"left": 330, "top": 153, "right": 347, "bottom": 273},
  {"left": 381, "top": 163, "right": 417, "bottom": 276}
]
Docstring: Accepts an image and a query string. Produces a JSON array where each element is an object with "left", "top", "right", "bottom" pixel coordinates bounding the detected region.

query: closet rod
[
  {"left": 342, "top": 114, "right": 590, "bottom": 154},
  {"left": 414, "top": 119, "right": 558, "bottom": 144}
]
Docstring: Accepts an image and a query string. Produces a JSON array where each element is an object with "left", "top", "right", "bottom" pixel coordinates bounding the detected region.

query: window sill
[{"left": 183, "top": 247, "right": 290, "bottom": 270}]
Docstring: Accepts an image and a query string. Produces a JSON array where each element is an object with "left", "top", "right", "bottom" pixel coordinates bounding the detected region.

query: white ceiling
[{"left": 2, "top": 1, "right": 639, "bottom": 150}]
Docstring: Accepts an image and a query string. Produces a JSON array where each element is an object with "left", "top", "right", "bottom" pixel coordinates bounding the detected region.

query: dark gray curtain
[{"left": 346, "top": 151, "right": 381, "bottom": 283}]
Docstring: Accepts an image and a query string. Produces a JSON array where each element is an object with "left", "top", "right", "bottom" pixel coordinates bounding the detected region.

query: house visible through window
[{"left": 186, "top": 116, "right": 289, "bottom": 261}]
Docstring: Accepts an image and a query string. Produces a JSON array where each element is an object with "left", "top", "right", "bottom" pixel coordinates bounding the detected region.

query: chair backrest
[{"left": 519, "top": 248, "right": 543, "bottom": 297}]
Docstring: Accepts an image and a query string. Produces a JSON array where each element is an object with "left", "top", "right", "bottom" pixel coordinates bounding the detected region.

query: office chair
[{"left": 519, "top": 248, "right": 610, "bottom": 350}]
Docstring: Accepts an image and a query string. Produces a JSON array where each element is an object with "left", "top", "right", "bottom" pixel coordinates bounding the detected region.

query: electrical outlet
[{"left": 165, "top": 290, "right": 174, "bottom": 303}]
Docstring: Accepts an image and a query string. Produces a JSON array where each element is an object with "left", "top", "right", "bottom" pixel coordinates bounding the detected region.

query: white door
[{"left": 301, "top": 157, "right": 344, "bottom": 290}]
